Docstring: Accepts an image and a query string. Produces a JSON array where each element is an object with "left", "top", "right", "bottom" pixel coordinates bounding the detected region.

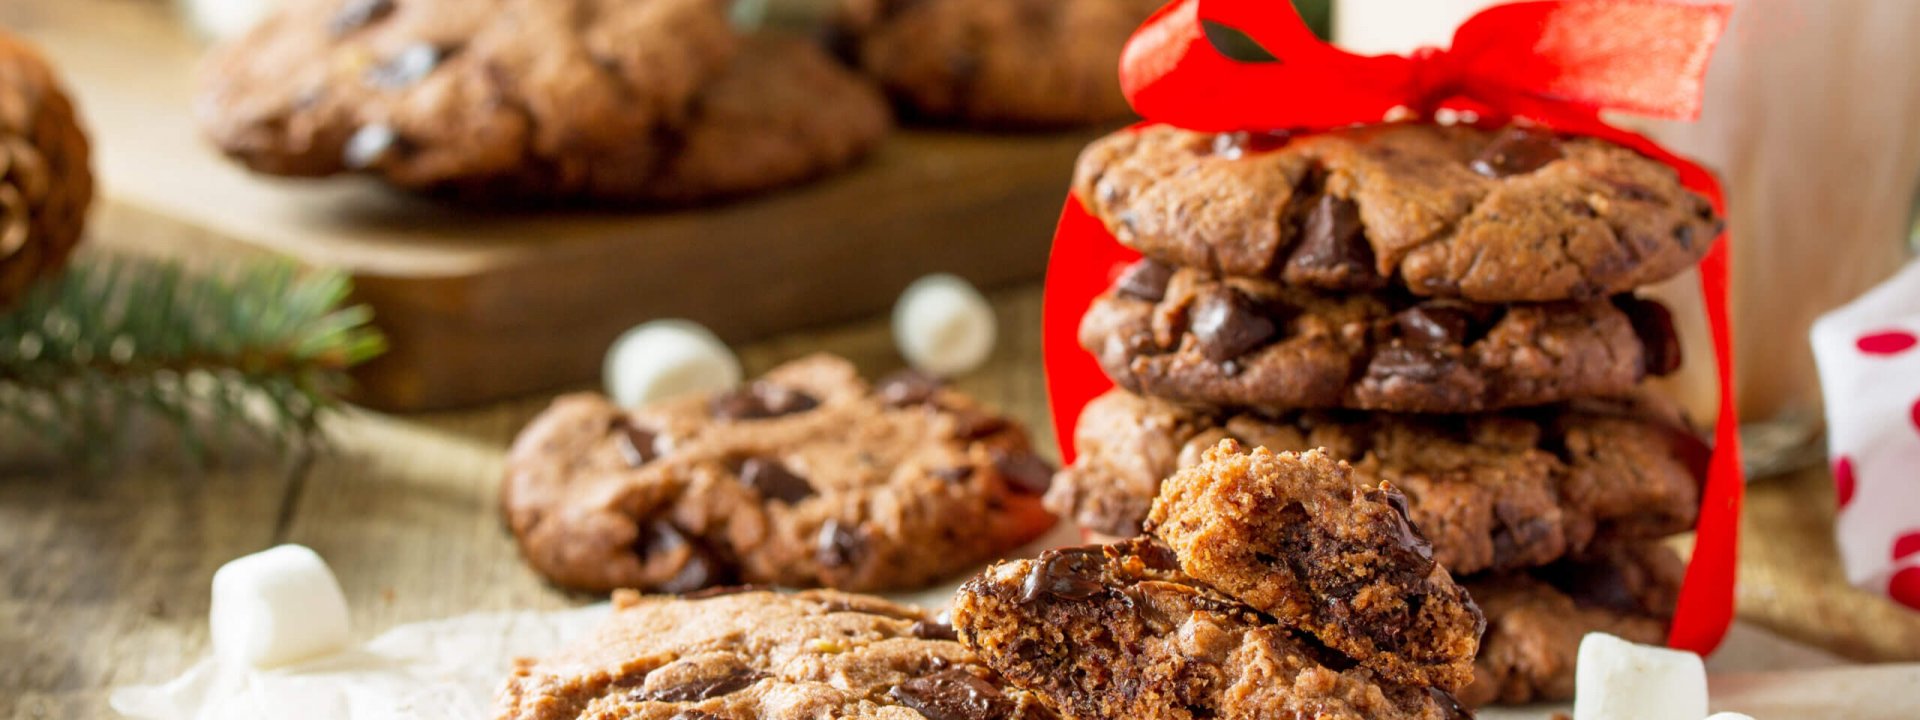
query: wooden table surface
[{"left": 6, "top": 247, "right": 1920, "bottom": 719}]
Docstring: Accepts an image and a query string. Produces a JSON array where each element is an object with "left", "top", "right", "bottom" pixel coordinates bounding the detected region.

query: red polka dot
[
  {"left": 1895, "top": 532, "right": 1920, "bottom": 562},
  {"left": 1913, "top": 399, "right": 1920, "bottom": 433},
  {"left": 1890, "top": 567, "right": 1920, "bottom": 611},
  {"left": 1857, "top": 330, "right": 1919, "bottom": 355},
  {"left": 1833, "top": 456, "right": 1856, "bottom": 509}
]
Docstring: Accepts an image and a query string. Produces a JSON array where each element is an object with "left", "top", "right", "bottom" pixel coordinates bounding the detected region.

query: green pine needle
[{"left": 0, "top": 257, "right": 386, "bottom": 464}]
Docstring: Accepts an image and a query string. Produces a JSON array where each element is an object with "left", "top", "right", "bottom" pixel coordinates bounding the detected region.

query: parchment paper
[{"left": 110, "top": 523, "right": 1920, "bottom": 719}]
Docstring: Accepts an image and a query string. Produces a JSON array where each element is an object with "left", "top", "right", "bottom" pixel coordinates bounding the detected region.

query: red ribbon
[{"left": 1042, "top": 0, "right": 1743, "bottom": 655}]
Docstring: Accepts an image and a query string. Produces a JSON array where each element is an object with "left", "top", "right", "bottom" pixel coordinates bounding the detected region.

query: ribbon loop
[{"left": 1122, "top": 0, "right": 1731, "bottom": 131}]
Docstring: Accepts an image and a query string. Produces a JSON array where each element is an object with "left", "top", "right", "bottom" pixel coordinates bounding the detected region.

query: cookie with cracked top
[
  {"left": 197, "top": 0, "right": 888, "bottom": 203},
  {"left": 1146, "top": 441, "right": 1485, "bottom": 692},
  {"left": 1074, "top": 123, "right": 1722, "bottom": 302},
  {"left": 952, "top": 538, "right": 1473, "bottom": 720},
  {"left": 495, "top": 588, "right": 1058, "bottom": 719},
  {"left": 1460, "top": 542, "right": 1684, "bottom": 707},
  {"left": 1048, "top": 389, "right": 1703, "bottom": 573},
  {"left": 502, "top": 354, "right": 1056, "bottom": 594},
  {"left": 833, "top": 0, "right": 1162, "bottom": 128},
  {"left": 1082, "top": 263, "right": 1683, "bottom": 413}
]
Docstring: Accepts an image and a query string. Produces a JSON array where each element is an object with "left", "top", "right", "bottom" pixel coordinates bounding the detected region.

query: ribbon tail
[
  {"left": 1450, "top": 0, "right": 1733, "bottom": 121},
  {"left": 1042, "top": 195, "right": 1136, "bottom": 462}
]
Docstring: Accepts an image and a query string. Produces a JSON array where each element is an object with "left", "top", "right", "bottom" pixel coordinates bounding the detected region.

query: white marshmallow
[
  {"left": 1705, "top": 714, "right": 1758, "bottom": 720},
  {"left": 892, "top": 274, "right": 997, "bottom": 377},
  {"left": 604, "top": 320, "right": 742, "bottom": 408},
  {"left": 181, "top": 0, "right": 283, "bottom": 42},
  {"left": 1574, "top": 632, "right": 1710, "bottom": 720},
  {"left": 210, "top": 545, "right": 352, "bottom": 669}
]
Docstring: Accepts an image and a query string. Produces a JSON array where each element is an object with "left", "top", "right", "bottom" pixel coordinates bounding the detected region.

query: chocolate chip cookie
[
  {"left": 0, "top": 31, "right": 92, "bottom": 309},
  {"left": 198, "top": 0, "right": 887, "bottom": 203},
  {"left": 496, "top": 587, "right": 1059, "bottom": 719},
  {"left": 502, "top": 354, "right": 1057, "bottom": 594},
  {"left": 833, "top": 0, "right": 1162, "bottom": 127},
  {"left": 1461, "top": 542, "right": 1684, "bottom": 707},
  {"left": 952, "top": 539, "right": 1473, "bottom": 720},
  {"left": 1146, "top": 442, "right": 1485, "bottom": 692},
  {"left": 1074, "top": 123, "right": 1722, "bottom": 302},
  {"left": 1083, "top": 262, "right": 1683, "bottom": 413},
  {"left": 634, "top": 35, "right": 891, "bottom": 204},
  {"left": 1047, "top": 389, "right": 1704, "bottom": 573}
]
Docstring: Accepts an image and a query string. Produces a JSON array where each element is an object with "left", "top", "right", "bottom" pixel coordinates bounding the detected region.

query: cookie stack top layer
[
  {"left": 1074, "top": 123, "right": 1722, "bottom": 303},
  {"left": 197, "top": 0, "right": 890, "bottom": 203}
]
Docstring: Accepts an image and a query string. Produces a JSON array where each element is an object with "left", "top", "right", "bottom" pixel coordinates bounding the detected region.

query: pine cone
[{"left": 0, "top": 31, "right": 92, "bottom": 311}]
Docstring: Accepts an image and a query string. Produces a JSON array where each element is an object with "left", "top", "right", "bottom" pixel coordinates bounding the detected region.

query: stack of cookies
[{"left": 1046, "top": 121, "right": 1723, "bottom": 705}]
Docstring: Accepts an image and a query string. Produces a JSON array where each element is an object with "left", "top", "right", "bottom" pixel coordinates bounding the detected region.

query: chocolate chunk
[
  {"left": 1615, "top": 295, "right": 1683, "bottom": 376},
  {"left": 1114, "top": 258, "right": 1175, "bottom": 302},
  {"left": 1489, "top": 513, "right": 1556, "bottom": 568},
  {"left": 1373, "top": 486, "right": 1436, "bottom": 568},
  {"left": 932, "top": 466, "right": 976, "bottom": 483},
  {"left": 1211, "top": 130, "right": 1291, "bottom": 159},
  {"left": 887, "top": 669, "right": 1012, "bottom": 720},
  {"left": 366, "top": 43, "right": 443, "bottom": 88},
  {"left": 1189, "top": 289, "right": 1278, "bottom": 362},
  {"left": 1366, "top": 346, "right": 1457, "bottom": 382},
  {"left": 734, "top": 456, "right": 816, "bottom": 504},
  {"left": 820, "top": 597, "right": 925, "bottom": 621},
  {"left": 644, "top": 668, "right": 767, "bottom": 703},
  {"left": 330, "top": 0, "right": 396, "bottom": 35},
  {"left": 1538, "top": 559, "right": 1643, "bottom": 615},
  {"left": 910, "top": 616, "right": 960, "bottom": 641},
  {"left": 1019, "top": 547, "right": 1105, "bottom": 603},
  {"left": 1429, "top": 688, "right": 1475, "bottom": 720},
  {"left": 992, "top": 450, "right": 1054, "bottom": 495},
  {"left": 638, "top": 522, "right": 724, "bottom": 594},
  {"left": 710, "top": 382, "right": 820, "bottom": 420},
  {"left": 1471, "top": 127, "right": 1564, "bottom": 178},
  {"left": 613, "top": 420, "right": 661, "bottom": 467},
  {"left": 875, "top": 369, "right": 943, "bottom": 406},
  {"left": 1396, "top": 304, "right": 1473, "bottom": 347},
  {"left": 949, "top": 408, "right": 1011, "bottom": 440},
  {"left": 1285, "top": 195, "right": 1376, "bottom": 284},
  {"left": 816, "top": 520, "right": 862, "bottom": 569}
]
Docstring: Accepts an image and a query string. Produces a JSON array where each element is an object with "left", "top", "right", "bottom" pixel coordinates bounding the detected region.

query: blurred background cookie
[
  {"left": 833, "top": 0, "right": 1163, "bottom": 128},
  {"left": 194, "top": 0, "right": 886, "bottom": 204}
]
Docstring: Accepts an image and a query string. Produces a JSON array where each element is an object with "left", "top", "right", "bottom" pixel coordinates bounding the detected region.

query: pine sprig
[{"left": 0, "top": 257, "right": 386, "bottom": 463}]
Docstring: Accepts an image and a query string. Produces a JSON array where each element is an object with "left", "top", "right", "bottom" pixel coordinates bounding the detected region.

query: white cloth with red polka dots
[{"left": 1811, "top": 258, "right": 1920, "bottom": 612}]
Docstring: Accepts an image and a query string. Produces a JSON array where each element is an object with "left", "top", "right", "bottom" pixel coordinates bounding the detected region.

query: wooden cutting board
[{"left": 6, "top": 0, "right": 1103, "bottom": 410}]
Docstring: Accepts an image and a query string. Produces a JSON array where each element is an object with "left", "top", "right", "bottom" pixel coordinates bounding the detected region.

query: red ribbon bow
[{"left": 1042, "top": 0, "right": 1743, "bottom": 655}]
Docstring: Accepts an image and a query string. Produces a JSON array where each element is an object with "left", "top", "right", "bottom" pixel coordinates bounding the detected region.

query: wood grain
[{"left": 8, "top": 0, "right": 1101, "bottom": 411}]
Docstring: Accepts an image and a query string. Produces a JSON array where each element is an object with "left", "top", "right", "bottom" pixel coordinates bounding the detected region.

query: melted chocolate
[
  {"left": 1190, "top": 289, "right": 1278, "bottom": 362},
  {"left": 888, "top": 669, "right": 1012, "bottom": 720}
]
